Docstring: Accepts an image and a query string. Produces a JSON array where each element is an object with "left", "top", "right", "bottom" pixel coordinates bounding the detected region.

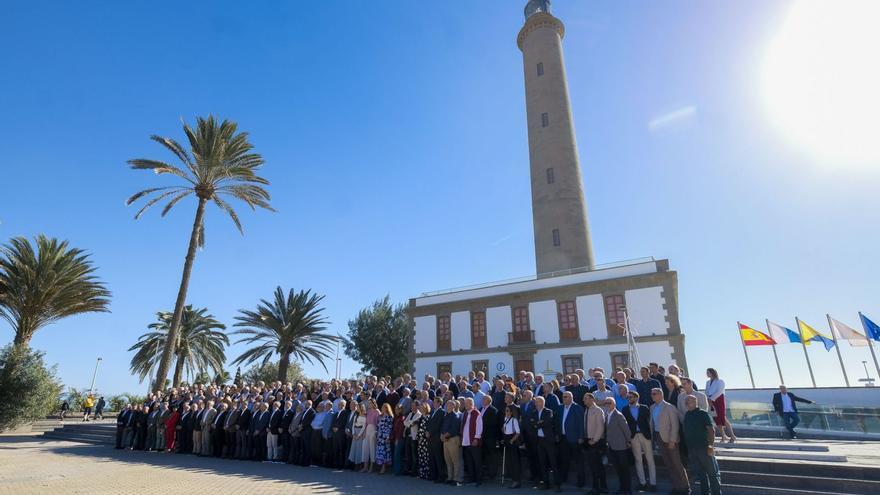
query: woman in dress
[
  {"left": 361, "top": 399, "right": 379, "bottom": 472},
  {"left": 706, "top": 368, "right": 736, "bottom": 443},
  {"left": 416, "top": 402, "right": 431, "bottom": 480},
  {"left": 375, "top": 403, "right": 394, "bottom": 473},
  {"left": 390, "top": 404, "right": 406, "bottom": 476},
  {"left": 164, "top": 404, "right": 180, "bottom": 453},
  {"left": 349, "top": 402, "right": 367, "bottom": 468}
]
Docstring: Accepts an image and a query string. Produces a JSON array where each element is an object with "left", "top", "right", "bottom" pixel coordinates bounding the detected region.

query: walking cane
[{"left": 501, "top": 441, "right": 506, "bottom": 487}]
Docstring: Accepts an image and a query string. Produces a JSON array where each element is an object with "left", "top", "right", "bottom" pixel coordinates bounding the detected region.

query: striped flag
[
  {"left": 739, "top": 323, "right": 776, "bottom": 346},
  {"left": 798, "top": 319, "right": 835, "bottom": 351},
  {"left": 828, "top": 316, "right": 869, "bottom": 346},
  {"left": 767, "top": 320, "right": 801, "bottom": 344}
]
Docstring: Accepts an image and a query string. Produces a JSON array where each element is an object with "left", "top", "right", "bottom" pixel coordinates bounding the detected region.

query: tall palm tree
[
  {"left": 126, "top": 116, "right": 273, "bottom": 389},
  {"left": 128, "top": 305, "right": 228, "bottom": 387},
  {"left": 232, "top": 287, "right": 337, "bottom": 381},
  {"left": 0, "top": 236, "right": 110, "bottom": 348}
]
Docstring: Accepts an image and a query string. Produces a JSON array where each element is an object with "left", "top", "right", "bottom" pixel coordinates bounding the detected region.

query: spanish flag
[{"left": 739, "top": 323, "right": 777, "bottom": 346}]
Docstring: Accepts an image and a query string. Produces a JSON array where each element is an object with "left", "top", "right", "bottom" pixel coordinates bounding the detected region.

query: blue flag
[{"left": 861, "top": 313, "right": 880, "bottom": 341}]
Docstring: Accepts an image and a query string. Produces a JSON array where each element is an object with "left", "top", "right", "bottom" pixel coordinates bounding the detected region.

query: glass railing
[{"left": 725, "top": 400, "right": 880, "bottom": 436}]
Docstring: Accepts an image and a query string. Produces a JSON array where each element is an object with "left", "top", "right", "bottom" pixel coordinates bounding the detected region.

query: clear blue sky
[{"left": 2, "top": 1, "right": 878, "bottom": 395}]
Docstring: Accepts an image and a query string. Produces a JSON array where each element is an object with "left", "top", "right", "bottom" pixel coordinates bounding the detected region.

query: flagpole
[
  {"left": 795, "top": 317, "right": 817, "bottom": 387},
  {"left": 765, "top": 319, "right": 785, "bottom": 385},
  {"left": 827, "top": 314, "right": 851, "bottom": 387},
  {"left": 858, "top": 312, "right": 880, "bottom": 380},
  {"left": 737, "top": 322, "right": 756, "bottom": 389}
]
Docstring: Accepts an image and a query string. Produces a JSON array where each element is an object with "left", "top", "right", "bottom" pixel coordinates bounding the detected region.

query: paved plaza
[{"left": 0, "top": 435, "right": 530, "bottom": 495}]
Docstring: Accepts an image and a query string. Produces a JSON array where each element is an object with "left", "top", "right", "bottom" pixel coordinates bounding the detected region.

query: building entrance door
[{"left": 515, "top": 359, "right": 533, "bottom": 375}]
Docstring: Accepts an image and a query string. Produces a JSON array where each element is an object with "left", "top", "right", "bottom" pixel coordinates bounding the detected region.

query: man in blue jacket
[{"left": 555, "top": 391, "right": 585, "bottom": 487}]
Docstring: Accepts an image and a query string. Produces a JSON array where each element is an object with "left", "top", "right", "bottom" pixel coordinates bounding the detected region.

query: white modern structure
[{"left": 407, "top": 1, "right": 687, "bottom": 378}]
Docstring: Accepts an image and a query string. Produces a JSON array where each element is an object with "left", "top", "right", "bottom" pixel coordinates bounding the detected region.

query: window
[
  {"left": 546, "top": 167, "right": 555, "bottom": 184},
  {"left": 472, "top": 360, "right": 489, "bottom": 374},
  {"left": 552, "top": 229, "right": 561, "bottom": 247},
  {"left": 437, "top": 315, "right": 451, "bottom": 351},
  {"left": 437, "top": 362, "right": 452, "bottom": 377},
  {"left": 610, "top": 352, "right": 629, "bottom": 371},
  {"left": 604, "top": 294, "right": 626, "bottom": 336},
  {"left": 557, "top": 301, "right": 579, "bottom": 340},
  {"left": 562, "top": 355, "right": 583, "bottom": 375},
  {"left": 513, "top": 306, "right": 530, "bottom": 334},
  {"left": 537, "top": 62, "right": 544, "bottom": 76},
  {"left": 541, "top": 112, "right": 549, "bottom": 127},
  {"left": 471, "top": 311, "right": 487, "bottom": 349}
]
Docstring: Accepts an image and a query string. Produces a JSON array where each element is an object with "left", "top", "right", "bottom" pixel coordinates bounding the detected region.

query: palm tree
[
  {"left": 0, "top": 236, "right": 110, "bottom": 348},
  {"left": 126, "top": 116, "right": 273, "bottom": 389},
  {"left": 232, "top": 287, "right": 337, "bottom": 381},
  {"left": 128, "top": 305, "right": 228, "bottom": 387}
]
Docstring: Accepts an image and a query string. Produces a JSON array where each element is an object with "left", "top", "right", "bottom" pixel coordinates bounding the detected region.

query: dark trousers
[
  {"left": 310, "top": 429, "right": 324, "bottom": 466},
  {"left": 180, "top": 428, "right": 192, "bottom": 453},
  {"left": 502, "top": 437, "right": 521, "bottom": 483},
  {"left": 213, "top": 430, "right": 225, "bottom": 457},
  {"left": 690, "top": 448, "right": 722, "bottom": 495},
  {"left": 584, "top": 441, "right": 608, "bottom": 490},
  {"left": 246, "top": 431, "right": 256, "bottom": 459},
  {"left": 224, "top": 430, "right": 235, "bottom": 457},
  {"left": 430, "top": 438, "right": 446, "bottom": 480},
  {"left": 558, "top": 439, "right": 585, "bottom": 486},
  {"left": 333, "top": 432, "right": 347, "bottom": 468},
  {"left": 288, "top": 435, "right": 302, "bottom": 464},
  {"left": 344, "top": 435, "right": 353, "bottom": 468},
  {"left": 463, "top": 445, "right": 482, "bottom": 484},
  {"left": 536, "top": 437, "right": 560, "bottom": 487},
  {"left": 781, "top": 412, "right": 800, "bottom": 435},
  {"left": 256, "top": 432, "right": 267, "bottom": 461},
  {"left": 482, "top": 437, "right": 498, "bottom": 480},
  {"left": 608, "top": 448, "right": 632, "bottom": 493},
  {"left": 115, "top": 427, "right": 124, "bottom": 449},
  {"left": 301, "top": 429, "right": 313, "bottom": 466},
  {"left": 524, "top": 434, "right": 541, "bottom": 482},
  {"left": 406, "top": 438, "right": 418, "bottom": 475}
]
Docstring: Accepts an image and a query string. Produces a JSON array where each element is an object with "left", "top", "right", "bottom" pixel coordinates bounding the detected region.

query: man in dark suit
[
  {"left": 223, "top": 401, "right": 242, "bottom": 458},
  {"left": 530, "top": 396, "right": 560, "bottom": 492},
  {"left": 176, "top": 403, "right": 194, "bottom": 454},
  {"left": 478, "top": 395, "right": 500, "bottom": 482},
  {"left": 115, "top": 405, "right": 131, "bottom": 449},
  {"left": 236, "top": 400, "right": 253, "bottom": 459},
  {"left": 519, "top": 390, "right": 541, "bottom": 484},
  {"left": 330, "top": 400, "right": 349, "bottom": 468},
  {"left": 211, "top": 403, "right": 229, "bottom": 457},
  {"left": 299, "top": 400, "right": 316, "bottom": 466},
  {"left": 772, "top": 386, "right": 813, "bottom": 438},
  {"left": 427, "top": 396, "right": 447, "bottom": 482},
  {"left": 555, "top": 391, "right": 585, "bottom": 487},
  {"left": 280, "top": 400, "right": 295, "bottom": 461},
  {"left": 251, "top": 402, "right": 270, "bottom": 461},
  {"left": 622, "top": 391, "right": 655, "bottom": 491}
]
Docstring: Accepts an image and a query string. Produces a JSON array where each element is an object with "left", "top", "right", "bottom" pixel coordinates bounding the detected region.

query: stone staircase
[{"left": 39, "top": 421, "right": 116, "bottom": 444}]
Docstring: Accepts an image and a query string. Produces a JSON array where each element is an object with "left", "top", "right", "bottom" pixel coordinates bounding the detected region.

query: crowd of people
[{"left": 113, "top": 362, "right": 728, "bottom": 495}]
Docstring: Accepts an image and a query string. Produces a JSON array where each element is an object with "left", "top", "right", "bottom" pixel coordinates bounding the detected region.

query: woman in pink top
[{"left": 361, "top": 399, "right": 379, "bottom": 472}]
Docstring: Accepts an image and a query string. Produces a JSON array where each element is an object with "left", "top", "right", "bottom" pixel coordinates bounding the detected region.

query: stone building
[{"left": 408, "top": 1, "right": 687, "bottom": 379}]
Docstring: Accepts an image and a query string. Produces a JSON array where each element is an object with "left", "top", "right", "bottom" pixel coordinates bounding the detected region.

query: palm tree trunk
[
  {"left": 172, "top": 353, "right": 185, "bottom": 387},
  {"left": 152, "top": 197, "right": 207, "bottom": 391},
  {"left": 278, "top": 352, "right": 290, "bottom": 382}
]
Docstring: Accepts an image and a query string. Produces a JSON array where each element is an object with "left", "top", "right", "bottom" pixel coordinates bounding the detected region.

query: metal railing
[
  {"left": 508, "top": 330, "right": 536, "bottom": 345},
  {"left": 418, "top": 257, "right": 657, "bottom": 298},
  {"left": 725, "top": 399, "right": 880, "bottom": 436}
]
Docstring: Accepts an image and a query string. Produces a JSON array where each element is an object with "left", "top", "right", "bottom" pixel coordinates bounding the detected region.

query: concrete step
[
  {"left": 723, "top": 470, "right": 880, "bottom": 494},
  {"left": 717, "top": 457, "right": 880, "bottom": 481},
  {"left": 722, "top": 483, "right": 858, "bottom": 495},
  {"left": 41, "top": 432, "right": 114, "bottom": 444},
  {"left": 716, "top": 448, "right": 847, "bottom": 463},
  {"left": 716, "top": 441, "right": 830, "bottom": 452}
]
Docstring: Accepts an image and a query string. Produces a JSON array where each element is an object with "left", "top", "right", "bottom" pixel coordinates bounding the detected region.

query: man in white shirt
[{"left": 460, "top": 398, "right": 483, "bottom": 486}]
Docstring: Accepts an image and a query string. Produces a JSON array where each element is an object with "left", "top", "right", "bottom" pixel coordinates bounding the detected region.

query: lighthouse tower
[{"left": 518, "top": 0, "right": 595, "bottom": 276}]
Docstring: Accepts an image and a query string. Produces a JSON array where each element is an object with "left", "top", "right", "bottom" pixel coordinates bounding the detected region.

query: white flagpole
[
  {"left": 766, "top": 319, "right": 785, "bottom": 385},
  {"left": 737, "top": 322, "right": 756, "bottom": 389},
  {"left": 858, "top": 312, "right": 880, "bottom": 380},
  {"left": 795, "top": 317, "right": 817, "bottom": 387},
  {"left": 827, "top": 314, "right": 851, "bottom": 387}
]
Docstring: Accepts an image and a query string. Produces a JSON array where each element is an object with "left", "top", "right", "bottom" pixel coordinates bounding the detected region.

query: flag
[
  {"left": 739, "top": 323, "right": 776, "bottom": 346},
  {"left": 828, "top": 316, "right": 869, "bottom": 347},
  {"left": 798, "top": 319, "right": 835, "bottom": 351},
  {"left": 861, "top": 313, "right": 880, "bottom": 341},
  {"left": 767, "top": 320, "right": 801, "bottom": 343}
]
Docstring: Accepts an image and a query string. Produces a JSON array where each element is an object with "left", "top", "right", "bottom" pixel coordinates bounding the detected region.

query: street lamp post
[{"left": 89, "top": 357, "right": 103, "bottom": 395}]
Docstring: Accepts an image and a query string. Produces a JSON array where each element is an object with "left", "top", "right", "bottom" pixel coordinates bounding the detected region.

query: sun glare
[{"left": 763, "top": 0, "right": 880, "bottom": 166}]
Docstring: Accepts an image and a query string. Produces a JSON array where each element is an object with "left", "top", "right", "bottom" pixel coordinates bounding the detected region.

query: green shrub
[{"left": 0, "top": 345, "right": 64, "bottom": 430}]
